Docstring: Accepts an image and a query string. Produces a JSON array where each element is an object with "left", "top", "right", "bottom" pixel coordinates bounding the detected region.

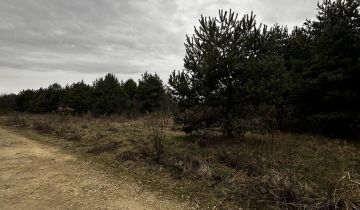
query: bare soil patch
[{"left": 0, "top": 126, "right": 189, "bottom": 210}]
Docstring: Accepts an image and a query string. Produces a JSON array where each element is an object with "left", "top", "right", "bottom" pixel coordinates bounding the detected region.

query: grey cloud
[{"left": 0, "top": 0, "right": 317, "bottom": 93}]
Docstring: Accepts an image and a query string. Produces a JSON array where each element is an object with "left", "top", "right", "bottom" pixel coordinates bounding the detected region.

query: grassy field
[{"left": 1, "top": 113, "right": 359, "bottom": 209}]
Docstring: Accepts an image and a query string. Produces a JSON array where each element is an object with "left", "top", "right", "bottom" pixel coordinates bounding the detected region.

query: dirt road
[{"left": 0, "top": 126, "right": 189, "bottom": 210}]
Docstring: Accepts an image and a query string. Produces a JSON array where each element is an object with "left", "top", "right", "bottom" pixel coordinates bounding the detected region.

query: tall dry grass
[{"left": 1, "top": 112, "right": 359, "bottom": 209}]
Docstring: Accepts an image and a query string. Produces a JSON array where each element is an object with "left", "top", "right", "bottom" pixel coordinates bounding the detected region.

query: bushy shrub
[
  {"left": 145, "top": 113, "right": 169, "bottom": 162},
  {"left": 174, "top": 107, "right": 222, "bottom": 134}
]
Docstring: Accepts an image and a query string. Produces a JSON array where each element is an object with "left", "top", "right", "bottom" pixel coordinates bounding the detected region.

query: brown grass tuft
[{"left": 87, "top": 141, "right": 121, "bottom": 155}]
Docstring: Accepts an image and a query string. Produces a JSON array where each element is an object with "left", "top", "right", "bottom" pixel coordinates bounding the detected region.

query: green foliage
[
  {"left": 122, "top": 78, "right": 138, "bottom": 112},
  {"left": 170, "top": 10, "right": 291, "bottom": 136},
  {"left": 16, "top": 89, "right": 37, "bottom": 112},
  {"left": 170, "top": 1, "right": 360, "bottom": 138},
  {"left": 15, "top": 83, "right": 63, "bottom": 113},
  {"left": 137, "top": 72, "right": 165, "bottom": 112},
  {"left": 123, "top": 79, "right": 137, "bottom": 99},
  {"left": 91, "top": 73, "right": 127, "bottom": 116},
  {"left": 62, "top": 81, "right": 92, "bottom": 114},
  {"left": 0, "top": 94, "right": 16, "bottom": 113},
  {"left": 37, "top": 83, "right": 63, "bottom": 112},
  {"left": 168, "top": 70, "right": 194, "bottom": 110},
  {"left": 13, "top": 73, "right": 163, "bottom": 117},
  {"left": 297, "top": 0, "right": 360, "bottom": 136}
]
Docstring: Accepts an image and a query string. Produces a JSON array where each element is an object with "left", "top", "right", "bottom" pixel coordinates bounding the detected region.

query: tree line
[
  {"left": 169, "top": 0, "right": 360, "bottom": 137},
  {"left": 0, "top": 72, "right": 166, "bottom": 116},
  {"left": 0, "top": 0, "right": 359, "bottom": 137}
]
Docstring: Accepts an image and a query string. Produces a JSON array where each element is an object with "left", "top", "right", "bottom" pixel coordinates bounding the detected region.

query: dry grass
[
  {"left": 87, "top": 141, "right": 121, "bottom": 155},
  {"left": 144, "top": 113, "right": 170, "bottom": 162},
  {"left": 1, "top": 113, "right": 359, "bottom": 209}
]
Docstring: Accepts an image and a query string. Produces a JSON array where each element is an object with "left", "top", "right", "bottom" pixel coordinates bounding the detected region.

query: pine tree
[
  {"left": 169, "top": 10, "right": 281, "bottom": 136},
  {"left": 122, "top": 79, "right": 138, "bottom": 113},
  {"left": 0, "top": 94, "right": 16, "bottom": 113},
  {"left": 62, "top": 81, "right": 92, "bottom": 113},
  {"left": 299, "top": 0, "right": 360, "bottom": 136},
  {"left": 92, "top": 73, "right": 127, "bottom": 116},
  {"left": 137, "top": 72, "right": 165, "bottom": 112},
  {"left": 37, "top": 83, "right": 63, "bottom": 112}
]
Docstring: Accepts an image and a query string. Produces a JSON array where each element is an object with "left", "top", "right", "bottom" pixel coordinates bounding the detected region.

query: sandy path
[{"left": 0, "top": 127, "right": 189, "bottom": 210}]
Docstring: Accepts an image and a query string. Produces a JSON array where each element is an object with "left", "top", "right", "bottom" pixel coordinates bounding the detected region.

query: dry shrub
[
  {"left": 325, "top": 172, "right": 360, "bottom": 209},
  {"left": 158, "top": 156, "right": 218, "bottom": 180},
  {"left": 196, "top": 160, "right": 213, "bottom": 178},
  {"left": 55, "top": 125, "right": 82, "bottom": 141},
  {"left": 257, "top": 136, "right": 277, "bottom": 158},
  {"left": 81, "top": 123, "right": 89, "bottom": 129},
  {"left": 66, "top": 133, "right": 82, "bottom": 141},
  {"left": 156, "top": 156, "right": 198, "bottom": 178},
  {"left": 87, "top": 141, "right": 121, "bottom": 155},
  {"left": 178, "top": 158, "right": 201, "bottom": 175},
  {"left": 116, "top": 150, "right": 147, "bottom": 162},
  {"left": 249, "top": 170, "right": 360, "bottom": 209},
  {"left": 249, "top": 169, "right": 316, "bottom": 208},
  {"left": 218, "top": 151, "right": 263, "bottom": 176},
  {"left": 32, "top": 121, "right": 54, "bottom": 133},
  {"left": 194, "top": 128, "right": 217, "bottom": 147},
  {"left": 243, "top": 133, "right": 292, "bottom": 172},
  {"left": 107, "top": 125, "right": 119, "bottom": 132},
  {"left": 145, "top": 113, "right": 169, "bottom": 162},
  {"left": 5, "top": 114, "right": 27, "bottom": 127}
]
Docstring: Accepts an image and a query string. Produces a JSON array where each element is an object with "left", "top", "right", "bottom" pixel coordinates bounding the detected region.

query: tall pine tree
[{"left": 299, "top": 0, "right": 360, "bottom": 136}]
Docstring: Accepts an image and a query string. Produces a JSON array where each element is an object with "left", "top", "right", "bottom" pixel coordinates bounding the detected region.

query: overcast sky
[{"left": 0, "top": 0, "right": 318, "bottom": 94}]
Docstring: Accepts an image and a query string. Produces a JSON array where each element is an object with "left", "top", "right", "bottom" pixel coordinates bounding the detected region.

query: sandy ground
[{"left": 0, "top": 126, "right": 189, "bottom": 210}]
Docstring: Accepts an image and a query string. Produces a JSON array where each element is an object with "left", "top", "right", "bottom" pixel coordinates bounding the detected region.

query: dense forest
[
  {"left": 1, "top": 0, "right": 359, "bottom": 138},
  {"left": 0, "top": 72, "right": 167, "bottom": 116}
]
